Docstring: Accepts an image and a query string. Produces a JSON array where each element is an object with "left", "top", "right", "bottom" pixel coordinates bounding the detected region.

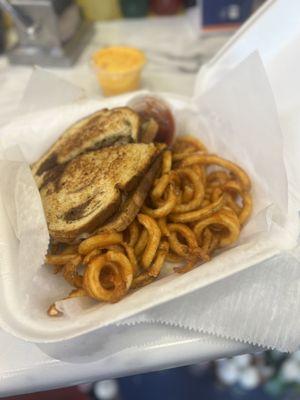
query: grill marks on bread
[{"left": 32, "top": 107, "right": 140, "bottom": 187}]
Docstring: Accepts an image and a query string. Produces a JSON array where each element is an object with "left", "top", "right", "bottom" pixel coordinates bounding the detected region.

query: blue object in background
[
  {"left": 202, "top": 0, "right": 253, "bottom": 28},
  {"left": 117, "top": 366, "right": 274, "bottom": 400}
]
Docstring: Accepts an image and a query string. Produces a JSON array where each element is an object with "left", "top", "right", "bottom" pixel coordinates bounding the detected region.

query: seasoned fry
[
  {"left": 78, "top": 232, "right": 123, "bottom": 255},
  {"left": 166, "top": 252, "right": 184, "bottom": 263},
  {"left": 148, "top": 241, "right": 169, "bottom": 277},
  {"left": 182, "top": 184, "right": 194, "bottom": 203},
  {"left": 63, "top": 255, "right": 83, "bottom": 288},
  {"left": 201, "top": 228, "right": 213, "bottom": 254},
  {"left": 174, "top": 257, "right": 199, "bottom": 274},
  {"left": 181, "top": 154, "right": 251, "bottom": 191},
  {"left": 158, "top": 217, "right": 170, "bottom": 237},
  {"left": 83, "top": 248, "right": 102, "bottom": 265},
  {"left": 223, "top": 180, "right": 253, "bottom": 225},
  {"left": 238, "top": 192, "right": 252, "bottom": 225},
  {"left": 105, "top": 251, "right": 133, "bottom": 289},
  {"left": 137, "top": 214, "right": 161, "bottom": 269},
  {"left": 127, "top": 220, "right": 140, "bottom": 247},
  {"left": 151, "top": 174, "right": 170, "bottom": 201},
  {"left": 131, "top": 272, "right": 155, "bottom": 289},
  {"left": 122, "top": 242, "right": 138, "bottom": 276},
  {"left": 174, "top": 135, "right": 207, "bottom": 153},
  {"left": 83, "top": 254, "right": 128, "bottom": 302},
  {"left": 46, "top": 254, "right": 78, "bottom": 265},
  {"left": 199, "top": 228, "right": 220, "bottom": 255},
  {"left": 193, "top": 207, "right": 240, "bottom": 248},
  {"left": 67, "top": 288, "right": 87, "bottom": 298},
  {"left": 142, "top": 184, "right": 177, "bottom": 218},
  {"left": 170, "top": 195, "right": 225, "bottom": 223},
  {"left": 207, "top": 171, "right": 230, "bottom": 185},
  {"left": 135, "top": 228, "right": 148, "bottom": 257},
  {"left": 172, "top": 168, "right": 204, "bottom": 213},
  {"left": 211, "top": 186, "right": 223, "bottom": 203},
  {"left": 168, "top": 223, "right": 199, "bottom": 257},
  {"left": 225, "top": 194, "right": 242, "bottom": 215},
  {"left": 162, "top": 150, "right": 172, "bottom": 174},
  {"left": 172, "top": 148, "right": 194, "bottom": 162}
]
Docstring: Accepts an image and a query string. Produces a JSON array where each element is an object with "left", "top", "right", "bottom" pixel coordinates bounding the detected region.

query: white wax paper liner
[{"left": 0, "top": 53, "right": 299, "bottom": 351}]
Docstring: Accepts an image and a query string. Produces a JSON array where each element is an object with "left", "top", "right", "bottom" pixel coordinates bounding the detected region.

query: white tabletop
[
  {"left": 0, "top": 15, "right": 257, "bottom": 397},
  {"left": 0, "top": 324, "right": 255, "bottom": 397}
]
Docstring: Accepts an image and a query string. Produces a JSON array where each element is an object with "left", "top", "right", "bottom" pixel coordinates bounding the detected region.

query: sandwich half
[
  {"left": 32, "top": 107, "right": 140, "bottom": 188},
  {"left": 39, "top": 143, "right": 164, "bottom": 243}
]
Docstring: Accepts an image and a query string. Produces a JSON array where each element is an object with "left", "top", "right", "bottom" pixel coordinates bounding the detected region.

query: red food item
[
  {"left": 128, "top": 95, "right": 175, "bottom": 145},
  {"left": 151, "top": 0, "right": 182, "bottom": 15}
]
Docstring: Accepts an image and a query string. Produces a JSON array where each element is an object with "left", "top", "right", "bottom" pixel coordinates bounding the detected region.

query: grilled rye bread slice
[
  {"left": 32, "top": 107, "right": 140, "bottom": 187},
  {"left": 39, "top": 143, "right": 163, "bottom": 243},
  {"left": 98, "top": 155, "right": 162, "bottom": 233}
]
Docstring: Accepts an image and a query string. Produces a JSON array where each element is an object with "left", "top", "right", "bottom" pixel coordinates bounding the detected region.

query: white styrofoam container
[{"left": 0, "top": 0, "right": 299, "bottom": 343}]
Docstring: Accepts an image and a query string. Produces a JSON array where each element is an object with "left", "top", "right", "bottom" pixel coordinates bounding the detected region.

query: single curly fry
[
  {"left": 166, "top": 252, "right": 184, "bottom": 263},
  {"left": 105, "top": 251, "right": 134, "bottom": 289},
  {"left": 182, "top": 184, "right": 194, "bottom": 203},
  {"left": 83, "top": 248, "right": 102, "bottom": 265},
  {"left": 142, "top": 184, "right": 177, "bottom": 218},
  {"left": 168, "top": 223, "right": 199, "bottom": 257},
  {"left": 193, "top": 207, "right": 240, "bottom": 248},
  {"left": 134, "top": 228, "right": 148, "bottom": 257},
  {"left": 223, "top": 180, "right": 252, "bottom": 225},
  {"left": 170, "top": 195, "right": 225, "bottom": 223},
  {"left": 78, "top": 232, "right": 123, "bottom": 255},
  {"left": 207, "top": 171, "right": 230, "bottom": 185},
  {"left": 127, "top": 220, "right": 140, "bottom": 247},
  {"left": 225, "top": 194, "right": 242, "bottom": 215},
  {"left": 148, "top": 241, "right": 169, "bottom": 277},
  {"left": 238, "top": 192, "right": 252, "bottom": 225},
  {"left": 172, "top": 148, "right": 195, "bottom": 162},
  {"left": 181, "top": 154, "right": 251, "bottom": 191},
  {"left": 157, "top": 217, "right": 170, "bottom": 237},
  {"left": 201, "top": 199, "right": 211, "bottom": 207},
  {"left": 211, "top": 187, "right": 223, "bottom": 202},
  {"left": 162, "top": 150, "right": 172, "bottom": 174},
  {"left": 63, "top": 255, "right": 83, "bottom": 288},
  {"left": 66, "top": 288, "right": 87, "bottom": 298},
  {"left": 151, "top": 174, "right": 170, "bottom": 201},
  {"left": 174, "top": 135, "right": 207, "bottom": 153},
  {"left": 45, "top": 254, "right": 78, "bottom": 265},
  {"left": 131, "top": 272, "right": 155, "bottom": 289},
  {"left": 83, "top": 254, "right": 127, "bottom": 302},
  {"left": 199, "top": 228, "right": 220, "bottom": 255},
  {"left": 174, "top": 257, "right": 199, "bottom": 274},
  {"left": 172, "top": 168, "right": 204, "bottom": 213},
  {"left": 137, "top": 214, "right": 161, "bottom": 270},
  {"left": 200, "top": 228, "right": 213, "bottom": 253},
  {"left": 122, "top": 242, "right": 139, "bottom": 276}
]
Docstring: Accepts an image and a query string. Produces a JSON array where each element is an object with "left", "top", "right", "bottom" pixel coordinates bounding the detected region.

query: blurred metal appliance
[
  {"left": 0, "top": 10, "right": 5, "bottom": 53},
  {"left": 0, "top": 0, "right": 92, "bottom": 66}
]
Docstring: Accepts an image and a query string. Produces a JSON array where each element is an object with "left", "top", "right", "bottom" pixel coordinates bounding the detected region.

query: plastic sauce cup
[{"left": 92, "top": 46, "right": 146, "bottom": 96}]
